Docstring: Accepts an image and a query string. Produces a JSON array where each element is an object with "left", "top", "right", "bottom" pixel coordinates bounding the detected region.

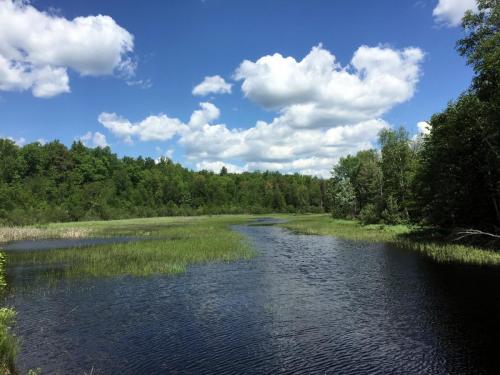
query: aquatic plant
[{"left": 7, "top": 216, "right": 256, "bottom": 280}]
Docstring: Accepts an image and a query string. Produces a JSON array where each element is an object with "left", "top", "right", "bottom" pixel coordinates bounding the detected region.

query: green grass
[
  {"left": 280, "top": 214, "right": 500, "bottom": 266},
  {"left": 5, "top": 215, "right": 257, "bottom": 280},
  {"left": 395, "top": 240, "right": 500, "bottom": 266},
  {"left": 279, "top": 214, "right": 411, "bottom": 241},
  {"left": 0, "top": 252, "right": 17, "bottom": 374}
]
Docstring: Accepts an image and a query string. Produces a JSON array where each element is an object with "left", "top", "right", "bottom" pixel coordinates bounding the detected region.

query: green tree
[
  {"left": 330, "top": 178, "right": 357, "bottom": 219},
  {"left": 379, "top": 127, "right": 416, "bottom": 223},
  {"left": 417, "top": 0, "right": 500, "bottom": 230}
]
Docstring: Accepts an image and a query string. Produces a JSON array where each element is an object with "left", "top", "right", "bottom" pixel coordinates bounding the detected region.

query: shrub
[{"left": 359, "top": 204, "right": 380, "bottom": 224}]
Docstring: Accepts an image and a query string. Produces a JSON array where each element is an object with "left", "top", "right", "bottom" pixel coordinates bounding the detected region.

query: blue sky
[{"left": 0, "top": 0, "right": 477, "bottom": 176}]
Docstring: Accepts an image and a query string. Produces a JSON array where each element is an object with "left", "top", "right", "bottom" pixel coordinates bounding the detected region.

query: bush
[
  {"left": 359, "top": 203, "right": 380, "bottom": 224},
  {"left": 381, "top": 196, "right": 404, "bottom": 225}
]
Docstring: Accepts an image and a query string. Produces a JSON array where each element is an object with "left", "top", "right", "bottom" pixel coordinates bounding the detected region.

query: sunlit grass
[
  {"left": 279, "top": 214, "right": 411, "bottom": 242},
  {"left": 395, "top": 240, "right": 500, "bottom": 266},
  {"left": 0, "top": 226, "right": 92, "bottom": 245}
]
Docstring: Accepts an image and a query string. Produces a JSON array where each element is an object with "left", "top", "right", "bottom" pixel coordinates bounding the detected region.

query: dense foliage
[
  {"left": 330, "top": 0, "right": 500, "bottom": 233},
  {"left": 330, "top": 128, "right": 418, "bottom": 225},
  {"left": 0, "top": 140, "right": 329, "bottom": 225},
  {"left": 418, "top": 0, "right": 500, "bottom": 230}
]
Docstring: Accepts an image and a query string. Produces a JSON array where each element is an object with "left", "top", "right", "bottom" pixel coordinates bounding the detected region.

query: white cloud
[
  {"left": 433, "top": 0, "right": 478, "bottom": 26},
  {"left": 98, "top": 112, "right": 187, "bottom": 144},
  {"left": 79, "top": 131, "right": 108, "bottom": 148},
  {"left": 4, "top": 136, "right": 26, "bottom": 146},
  {"left": 235, "top": 44, "right": 423, "bottom": 128},
  {"left": 417, "top": 121, "right": 431, "bottom": 135},
  {"left": 179, "top": 104, "right": 388, "bottom": 177},
  {"left": 188, "top": 102, "right": 221, "bottom": 128},
  {"left": 102, "top": 44, "right": 423, "bottom": 177},
  {"left": 0, "top": 0, "right": 134, "bottom": 97},
  {"left": 192, "top": 75, "right": 232, "bottom": 96},
  {"left": 102, "top": 102, "right": 388, "bottom": 177}
]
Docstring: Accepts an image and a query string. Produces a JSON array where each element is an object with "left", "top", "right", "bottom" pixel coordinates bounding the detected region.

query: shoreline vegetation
[{"left": 279, "top": 215, "right": 500, "bottom": 266}]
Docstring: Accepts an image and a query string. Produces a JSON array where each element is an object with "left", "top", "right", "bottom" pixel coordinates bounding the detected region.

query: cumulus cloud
[
  {"left": 235, "top": 44, "right": 423, "bottom": 128},
  {"left": 192, "top": 75, "right": 232, "bottom": 96},
  {"left": 79, "top": 131, "right": 108, "bottom": 148},
  {"left": 433, "top": 0, "right": 478, "bottom": 26},
  {"left": 98, "top": 112, "right": 187, "bottom": 144},
  {"left": 102, "top": 102, "right": 387, "bottom": 177},
  {"left": 0, "top": 0, "right": 135, "bottom": 97},
  {"left": 101, "top": 44, "right": 423, "bottom": 177},
  {"left": 188, "top": 102, "right": 221, "bottom": 128}
]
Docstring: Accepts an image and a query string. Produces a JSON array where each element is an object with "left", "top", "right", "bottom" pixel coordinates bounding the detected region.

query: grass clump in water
[{"left": 7, "top": 216, "right": 255, "bottom": 280}]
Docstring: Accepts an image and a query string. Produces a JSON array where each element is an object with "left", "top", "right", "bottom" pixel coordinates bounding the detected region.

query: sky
[{"left": 0, "top": 0, "right": 478, "bottom": 177}]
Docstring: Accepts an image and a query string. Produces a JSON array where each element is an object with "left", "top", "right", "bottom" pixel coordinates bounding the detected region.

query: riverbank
[{"left": 280, "top": 214, "right": 500, "bottom": 266}]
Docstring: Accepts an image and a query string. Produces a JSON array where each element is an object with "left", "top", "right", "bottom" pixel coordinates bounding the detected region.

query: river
[{"left": 4, "top": 223, "right": 500, "bottom": 374}]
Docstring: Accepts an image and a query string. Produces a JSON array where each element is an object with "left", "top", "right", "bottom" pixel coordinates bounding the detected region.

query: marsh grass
[
  {"left": 394, "top": 240, "right": 500, "bottom": 266},
  {"left": 0, "top": 226, "right": 93, "bottom": 245},
  {"left": 6, "top": 216, "right": 256, "bottom": 280},
  {"left": 280, "top": 214, "right": 500, "bottom": 266},
  {"left": 280, "top": 214, "right": 411, "bottom": 242}
]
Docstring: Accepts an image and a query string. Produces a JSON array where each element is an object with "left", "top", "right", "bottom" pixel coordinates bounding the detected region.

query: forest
[{"left": 0, "top": 140, "right": 330, "bottom": 225}]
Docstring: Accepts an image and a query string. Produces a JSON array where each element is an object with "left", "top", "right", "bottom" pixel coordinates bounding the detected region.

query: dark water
[
  {"left": 4, "top": 224, "right": 500, "bottom": 374},
  {"left": 2, "top": 237, "right": 143, "bottom": 252}
]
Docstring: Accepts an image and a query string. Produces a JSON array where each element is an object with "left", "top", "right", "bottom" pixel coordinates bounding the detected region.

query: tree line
[
  {"left": 0, "top": 140, "right": 330, "bottom": 225},
  {"left": 330, "top": 0, "right": 499, "bottom": 234}
]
